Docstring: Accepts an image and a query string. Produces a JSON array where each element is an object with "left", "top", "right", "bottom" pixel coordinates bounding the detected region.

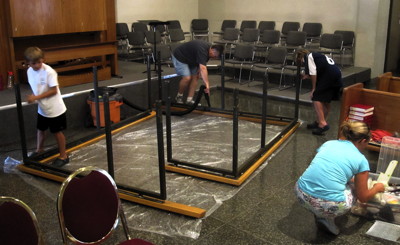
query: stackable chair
[
  {"left": 318, "top": 33, "right": 343, "bottom": 65},
  {"left": 116, "top": 23, "right": 131, "bottom": 55},
  {"left": 57, "top": 166, "right": 153, "bottom": 244},
  {"left": 191, "top": 19, "right": 209, "bottom": 41},
  {"left": 280, "top": 21, "right": 300, "bottom": 44},
  {"left": 252, "top": 47, "right": 288, "bottom": 89},
  {"left": 214, "top": 27, "right": 240, "bottom": 58},
  {"left": 0, "top": 196, "right": 43, "bottom": 245},
  {"left": 258, "top": 21, "right": 276, "bottom": 36},
  {"left": 212, "top": 19, "right": 237, "bottom": 40},
  {"left": 131, "top": 22, "right": 148, "bottom": 34},
  {"left": 255, "top": 30, "right": 281, "bottom": 61},
  {"left": 334, "top": 30, "right": 355, "bottom": 66},
  {"left": 284, "top": 31, "right": 307, "bottom": 64},
  {"left": 167, "top": 20, "right": 191, "bottom": 38},
  {"left": 225, "top": 43, "right": 256, "bottom": 84},
  {"left": 239, "top": 20, "right": 257, "bottom": 34},
  {"left": 126, "top": 31, "right": 150, "bottom": 61},
  {"left": 168, "top": 28, "right": 187, "bottom": 51},
  {"left": 240, "top": 28, "right": 260, "bottom": 44},
  {"left": 302, "top": 22, "right": 323, "bottom": 44}
]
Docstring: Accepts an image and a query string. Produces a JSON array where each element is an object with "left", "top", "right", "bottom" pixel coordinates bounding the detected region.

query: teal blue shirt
[{"left": 297, "top": 140, "right": 370, "bottom": 201}]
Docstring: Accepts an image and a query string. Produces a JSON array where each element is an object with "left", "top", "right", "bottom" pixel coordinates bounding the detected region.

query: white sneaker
[
  {"left": 316, "top": 217, "right": 339, "bottom": 235},
  {"left": 175, "top": 95, "right": 183, "bottom": 104}
]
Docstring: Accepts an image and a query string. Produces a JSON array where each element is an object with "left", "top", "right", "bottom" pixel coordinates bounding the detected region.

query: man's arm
[
  {"left": 199, "top": 64, "right": 210, "bottom": 94},
  {"left": 27, "top": 86, "right": 58, "bottom": 103}
]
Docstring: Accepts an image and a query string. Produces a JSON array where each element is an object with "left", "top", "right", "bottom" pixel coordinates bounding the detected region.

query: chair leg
[{"left": 238, "top": 65, "right": 243, "bottom": 84}]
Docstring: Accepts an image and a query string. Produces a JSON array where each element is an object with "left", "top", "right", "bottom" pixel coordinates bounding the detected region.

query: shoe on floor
[
  {"left": 51, "top": 157, "right": 70, "bottom": 167},
  {"left": 316, "top": 217, "right": 340, "bottom": 235},
  {"left": 175, "top": 95, "right": 184, "bottom": 104},
  {"left": 312, "top": 125, "right": 330, "bottom": 135},
  {"left": 306, "top": 121, "right": 319, "bottom": 129},
  {"left": 186, "top": 100, "right": 201, "bottom": 106}
]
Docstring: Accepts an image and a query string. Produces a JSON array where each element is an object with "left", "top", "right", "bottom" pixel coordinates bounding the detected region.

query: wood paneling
[
  {"left": 0, "top": 0, "right": 117, "bottom": 87},
  {"left": 9, "top": 0, "right": 107, "bottom": 37}
]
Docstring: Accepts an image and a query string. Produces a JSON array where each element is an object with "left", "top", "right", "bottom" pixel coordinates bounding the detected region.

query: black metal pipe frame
[
  {"left": 155, "top": 100, "right": 167, "bottom": 200},
  {"left": 14, "top": 81, "right": 28, "bottom": 162},
  {"left": 165, "top": 61, "right": 301, "bottom": 179},
  {"left": 232, "top": 89, "right": 239, "bottom": 178},
  {"left": 146, "top": 55, "right": 152, "bottom": 110},
  {"left": 157, "top": 51, "right": 163, "bottom": 100},
  {"left": 92, "top": 66, "right": 101, "bottom": 130},
  {"left": 220, "top": 54, "right": 226, "bottom": 109},
  {"left": 166, "top": 81, "right": 173, "bottom": 162},
  {"left": 294, "top": 60, "right": 301, "bottom": 119},
  {"left": 103, "top": 93, "right": 115, "bottom": 178}
]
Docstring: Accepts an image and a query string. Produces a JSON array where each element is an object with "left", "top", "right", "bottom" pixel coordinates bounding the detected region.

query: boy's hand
[{"left": 27, "top": 94, "right": 36, "bottom": 103}]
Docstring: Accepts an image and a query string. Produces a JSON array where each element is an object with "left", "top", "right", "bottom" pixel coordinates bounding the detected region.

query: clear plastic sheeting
[{"left": 14, "top": 113, "right": 288, "bottom": 238}]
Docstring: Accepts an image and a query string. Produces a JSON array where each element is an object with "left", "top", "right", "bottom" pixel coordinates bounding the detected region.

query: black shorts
[
  {"left": 312, "top": 86, "right": 342, "bottom": 103},
  {"left": 37, "top": 113, "right": 67, "bottom": 133}
]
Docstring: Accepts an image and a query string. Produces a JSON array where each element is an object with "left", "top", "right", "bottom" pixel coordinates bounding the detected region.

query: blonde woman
[{"left": 295, "top": 121, "right": 385, "bottom": 235}]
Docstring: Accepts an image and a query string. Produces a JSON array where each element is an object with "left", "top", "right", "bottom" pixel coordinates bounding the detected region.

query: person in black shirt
[
  {"left": 172, "top": 40, "right": 223, "bottom": 105},
  {"left": 296, "top": 50, "right": 343, "bottom": 135}
]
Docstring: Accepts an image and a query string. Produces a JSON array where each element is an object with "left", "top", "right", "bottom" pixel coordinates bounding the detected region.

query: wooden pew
[{"left": 339, "top": 82, "right": 400, "bottom": 151}]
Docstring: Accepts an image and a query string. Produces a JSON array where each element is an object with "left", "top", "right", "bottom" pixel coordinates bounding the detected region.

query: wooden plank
[{"left": 17, "top": 164, "right": 206, "bottom": 218}]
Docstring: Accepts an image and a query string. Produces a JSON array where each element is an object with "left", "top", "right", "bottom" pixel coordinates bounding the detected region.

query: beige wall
[
  {"left": 116, "top": 0, "right": 198, "bottom": 32},
  {"left": 116, "top": 0, "right": 390, "bottom": 77}
]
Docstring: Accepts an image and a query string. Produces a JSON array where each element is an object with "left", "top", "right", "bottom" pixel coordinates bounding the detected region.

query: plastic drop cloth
[{"left": 5, "top": 113, "right": 289, "bottom": 239}]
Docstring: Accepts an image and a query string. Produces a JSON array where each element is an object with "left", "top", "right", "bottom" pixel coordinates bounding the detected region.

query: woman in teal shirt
[{"left": 295, "top": 121, "right": 385, "bottom": 235}]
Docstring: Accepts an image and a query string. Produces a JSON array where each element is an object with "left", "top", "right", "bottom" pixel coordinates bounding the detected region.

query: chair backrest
[
  {"left": 127, "top": 31, "right": 146, "bottom": 46},
  {"left": 266, "top": 47, "right": 287, "bottom": 64},
  {"left": 258, "top": 21, "right": 276, "bottom": 32},
  {"left": 285, "top": 31, "right": 307, "bottom": 46},
  {"left": 220, "top": 20, "right": 237, "bottom": 31},
  {"left": 57, "top": 167, "right": 154, "bottom": 245},
  {"left": 169, "top": 28, "right": 185, "bottom": 42},
  {"left": 302, "top": 22, "right": 322, "bottom": 38},
  {"left": 0, "top": 196, "right": 41, "bottom": 245},
  {"left": 116, "top": 23, "right": 130, "bottom": 39},
  {"left": 260, "top": 30, "right": 280, "bottom": 44},
  {"left": 58, "top": 167, "right": 121, "bottom": 243},
  {"left": 281, "top": 21, "right": 300, "bottom": 35},
  {"left": 334, "top": 30, "right": 355, "bottom": 47},
  {"left": 132, "top": 22, "right": 148, "bottom": 33},
  {"left": 155, "top": 24, "right": 167, "bottom": 34},
  {"left": 239, "top": 20, "right": 257, "bottom": 32},
  {"left": 191, "top": 19, "right": 209, "bottom": 31},
  {"left": 241, "top": 28, "right": 260, "bottom": 43},
  {"left": 167, "top": 20, "right": 182, "bottom": 30},
  {"left": 221, "top": 27, "right": 240, "bottom": 41},
  {"left": 145, "top": 30, "right": 162, "bottom": 44},
  {"left": 233, "top": 44, "right": 255, "bottom": 60},
  {"left": 320, "top": 33, "right": 343, "bottom": 50}
]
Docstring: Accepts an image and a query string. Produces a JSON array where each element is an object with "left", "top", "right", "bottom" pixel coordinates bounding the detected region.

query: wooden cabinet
[{"left": 0, "top": 0, "right": 117, "bottom": 88}]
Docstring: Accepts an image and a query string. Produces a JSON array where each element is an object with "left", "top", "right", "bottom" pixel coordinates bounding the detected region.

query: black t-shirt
[{"left": 173, "top": 40, "right": 210, "bottom": 67}]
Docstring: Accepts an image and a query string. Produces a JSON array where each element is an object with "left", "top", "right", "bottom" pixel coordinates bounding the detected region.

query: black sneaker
[
  {"left": 306, "top": 121, "right": 319, "bottom": 129},
  {"left": 312, "top": 125, "right": 330, "bottom": 135},
  {"left": 51, "top": 157, "right": 70, "bottom": 167}
]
